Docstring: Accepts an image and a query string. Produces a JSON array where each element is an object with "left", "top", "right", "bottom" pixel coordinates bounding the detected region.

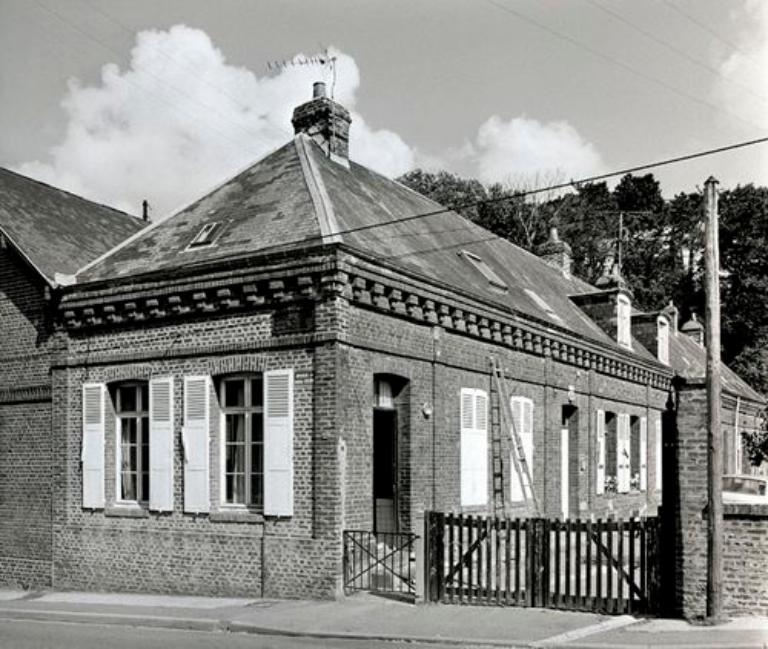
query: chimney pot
[{"left": 292, "top": 82, "right": 352, "bottom": 162}]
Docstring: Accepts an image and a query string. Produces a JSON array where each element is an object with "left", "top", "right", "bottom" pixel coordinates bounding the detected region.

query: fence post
[
  {"left": 424, "top": 511, "right": 445, "bottom": 602},
  {"left": 414, "top": 532, "right": 425, "bottom": 602}
]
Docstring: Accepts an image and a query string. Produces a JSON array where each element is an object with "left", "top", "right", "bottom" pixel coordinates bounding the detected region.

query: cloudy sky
[{"left": 1, "top": 0, "right": 766, "bottom": 217}]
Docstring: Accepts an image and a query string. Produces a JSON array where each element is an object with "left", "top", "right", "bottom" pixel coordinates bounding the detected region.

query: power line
[
  {"left": 584, "top": 0, "right": 768, "bottom": 108},
  {"left": 328, "top": 135, "right": 768, "bottom": 239},
  {"left": 661, "top": 0, "right": 765, "bottom": 73},
  {"left": 483, "top": 0, "right": 765, "bottom": 132},
  {"left": 166, "top": 134, "right": 768, "bottom": 274}
]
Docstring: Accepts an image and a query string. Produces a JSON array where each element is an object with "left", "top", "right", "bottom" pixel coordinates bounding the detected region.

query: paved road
[{"left": 0, "top": 619, "right": 502, "bottom": 649}]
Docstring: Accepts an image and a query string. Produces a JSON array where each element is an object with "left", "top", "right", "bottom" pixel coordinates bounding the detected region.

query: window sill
[
  {"left": 210, "top": 510, "right": 263, "bottom": 524},
  {"left": 105, "top": 505, "right": 149, "bottom": 519}
]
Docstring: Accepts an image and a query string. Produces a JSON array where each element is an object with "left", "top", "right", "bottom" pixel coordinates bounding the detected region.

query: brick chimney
[
  {"left": 681, "top": 312, "right": 704, "bottom": 346},
  {"left": 538, "top": 226, "right": 572, "bottom": 278},
  {"left": 292, "top": 81, "right": 351, "bottom": 164}
]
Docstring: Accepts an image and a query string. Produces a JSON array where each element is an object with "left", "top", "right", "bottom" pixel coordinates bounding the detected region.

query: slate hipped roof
[
  {"left": 0, "top": 167, "right": 146, "bottom": 284},
  {"left": 78, "top": 134, "right": 638, "bottom": 354}
]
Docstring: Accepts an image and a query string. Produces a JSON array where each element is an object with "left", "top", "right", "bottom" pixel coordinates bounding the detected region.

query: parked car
[{"left": 722, "top": 474, "right": 768, "bottom": 504}]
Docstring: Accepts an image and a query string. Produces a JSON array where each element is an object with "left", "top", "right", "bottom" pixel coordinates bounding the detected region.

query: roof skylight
[
  {"left": 460, "top": 251, "right": 508, "bottom": 293},
  {"left": 524, "top": 288, "right": 565, "bottom": 326},
  {"left": 187, "top": 222, "right": 222, "bottom": 250}
]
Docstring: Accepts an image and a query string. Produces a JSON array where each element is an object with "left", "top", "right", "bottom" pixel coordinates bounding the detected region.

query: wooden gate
[
  {"left": 424, "top": 511, "right": 661, "bottom": 614},
  {"left": 343, "top": 530, "right": 418, "bottom": 597}
]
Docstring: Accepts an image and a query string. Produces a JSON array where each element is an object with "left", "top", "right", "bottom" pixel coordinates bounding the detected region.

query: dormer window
[
  {"left": 524, "top": 288, "right": 565, "bottom": 326},
  {"left": 460, "top": 251, "right": 507, "bottom": 293},
  {"left": 187, "top": 222, "right": 222, "bottom": 249},
  {"left": 657, "top": 316, "right": 670, "bottom": 365},
  {"left": 617, "top": 294, "right": 631, "bottom": 349}
]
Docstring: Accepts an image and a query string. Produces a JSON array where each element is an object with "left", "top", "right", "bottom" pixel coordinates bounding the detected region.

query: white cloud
[
  {"left": 16, "top": 25, "right": 414, "bottom": 216},
  {"left": 471, "top": 115, "right": 605, "bottom": 186},
  {"left": 715, "top": 0, "right": 768, "bottom": 130}
]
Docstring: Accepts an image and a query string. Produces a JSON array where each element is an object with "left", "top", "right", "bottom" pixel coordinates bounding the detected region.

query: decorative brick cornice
[
  {"left": 346, "top": 269, "right": 673, "bottom": 390},
  {"left": 59, "top": 272, "right": 330, "bottom": 331}
]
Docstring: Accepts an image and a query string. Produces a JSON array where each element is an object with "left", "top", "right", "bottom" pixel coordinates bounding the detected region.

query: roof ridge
[
  {"left": 0, "top": 166, "right": 141, "bottom": 223},
  {"left": 294, "top": 134, "right": 341, "bottom": 244}
]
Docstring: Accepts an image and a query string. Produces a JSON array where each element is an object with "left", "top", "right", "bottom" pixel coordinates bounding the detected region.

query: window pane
[
  {"left": 226, "top": 442, "right": 245, "bottom": 473},
  {"left": 121, "top": 418, "right": 137, "bottom": 445},
  {"left": 121, "top": 472, "right": 137, "bottom": 501},
  {"left": 141, "top": 471, "right": 149, "bottom": 502},
  {"left": 118, "top": 386, "right": 138, "bottom": 413},
  {"left": 250, "top": 376, "right": 263, "bottom": 407},
  {"left": 250, "top": 473, "right": 263, "bottom": 508},
  {"left": 224, "top": 380, "right": 245, "bottom": 408},
  {"left": 140, "top": 384, "right": 149, "bottom": 410},
  {"left": 226, "top": 414, "right": 246, "bottom": 443},
  {"left": 251, "top": 414, "right": 263, "bottom": 443},
  {"left": 226, "top": 473, "right": 245, "bottom": 504}
]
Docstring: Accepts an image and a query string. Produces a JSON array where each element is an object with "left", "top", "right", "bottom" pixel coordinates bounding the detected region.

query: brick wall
[
  {"left": 723, "top": 505, "right": 768, "bottom": 615},
  {"left": 0, "top": 248, "right": 53, "bottom": 588}
]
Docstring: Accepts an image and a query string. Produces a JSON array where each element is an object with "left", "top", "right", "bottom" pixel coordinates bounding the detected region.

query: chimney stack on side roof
[
  {"left": 681, "top": 312, "right": 705, "bottom": 346},
  {"left": 292, "top": 81, "right": 352, "bottom": 164},
  {"left": 537, "top": 226, "right": 572, "bottom": 278}
]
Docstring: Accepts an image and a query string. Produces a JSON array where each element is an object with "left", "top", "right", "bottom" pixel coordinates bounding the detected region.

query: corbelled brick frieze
[
  {"left": 58, "top": 249, "right": 671, "bottom": 389},
  {"left": 347, "top": 268, "right": 672, "bottom": 390}
]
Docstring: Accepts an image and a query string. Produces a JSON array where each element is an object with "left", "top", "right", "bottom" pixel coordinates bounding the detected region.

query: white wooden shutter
[
  {"left": 183, "top": 376, "right": 209, "bottom": 513},
  {"left": 617, "top": 414, "right": 631, "bottom": 493},
  {"left": 655, "top": 416, "right": 662, "bottom": 492},
  {"left": 82, "top": 383, "right": 105, "bottom": 509},
  {"left": 509, "top": 397, "right": 534, "bottom": 502},
  {"left": 149, "top": 377, "right": 174, "bottom": 512},
  {"left": 639, "top": 416, "right": 648, "bottom": 492},
  {"left": 460, "top": 388, "right": 487, "bottom": 506},
  {"left": 596, "top": 409, "right": 605, "bottom": 495},
  {"left": 264, "top": 369, "right": 294, "bottom": 517}
]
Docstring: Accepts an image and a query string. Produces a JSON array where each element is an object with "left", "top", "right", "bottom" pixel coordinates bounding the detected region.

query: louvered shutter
[
  {"left": 183, "top": 376, "right": 209, "bottom": 513},
  {"left": 149, "top": 377, "right": 174, "bottom": 512},
  {"left": 82, "top": 383, "right": 105, "bottom": 509},
  {"left": 596, "top": 409, "right": 605, "bottom": 495},
  {"left": 460, "top": 388, "right": 487, "bottom": 506},
  {"left": 617, "top": 414, "right": 631, "bottom": 493},
  {"left": 264, "top": 369, "right": 294, "bottom": 517},
  {"left": 655, "top": 417, "right": 662, "bottom": 492},
  {"left": 639, "top": 416, "right": 648, "bottom": 492},
  {"left": 509, "top": 397, "right": 534, "bottom": 502},
  {"left": 509, "top": 398, "right": 524, "bottom": 502}
]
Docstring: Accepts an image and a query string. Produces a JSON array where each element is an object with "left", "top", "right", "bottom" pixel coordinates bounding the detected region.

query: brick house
[{"left": 0, "top": 82, "right": 763, "bottom": 599}]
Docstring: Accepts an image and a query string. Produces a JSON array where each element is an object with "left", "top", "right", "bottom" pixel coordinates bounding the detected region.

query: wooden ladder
[{"left": 490, "top": 357, "right": 540, "bottom": 516}]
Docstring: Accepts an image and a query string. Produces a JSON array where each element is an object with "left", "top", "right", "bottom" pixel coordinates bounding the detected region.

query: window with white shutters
[
  {"left": 460, "top": 388, "right": 488, "bottom": 507},
  {"left": 617, "top": 414, "right": 631, "bottom": 493},
  {"left": 219, "top": 375, "right": 264, "bottom": 509},
  {"left": 509, "top": 396, "right": 534, "bottom": 502},
  {"left": 149, "top": 377, "right": 174, "bottom": 512},
  {"left": 596, "top": 409, "right": 606, "bottom": 495},
  {"left": 82, "top": 383, "right": 106, "bottom": 509},
  {"left": 183, "top": 376, "right": 210, "bottom": 513},
  {"left": 115, "top": 382, "right": 150, "bottom": 505},
  {"left": 639, "top": 416, "right": 648, "bottom": 492}
]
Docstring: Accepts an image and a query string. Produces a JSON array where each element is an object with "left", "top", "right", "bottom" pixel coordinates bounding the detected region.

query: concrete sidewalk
[{"left": 0, "top": 589, "right": 766, "bottom": 648}]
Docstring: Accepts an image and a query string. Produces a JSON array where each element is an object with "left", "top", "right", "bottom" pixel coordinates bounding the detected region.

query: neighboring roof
[
  {"left": 0, "top": 168, "right": 145, "bottom": 284},
  {"left": 669, "top": 331, "right": 765, "bottom": 404},
  {"left": 76, "top": 136, "right": 651, "bottom": 358}
]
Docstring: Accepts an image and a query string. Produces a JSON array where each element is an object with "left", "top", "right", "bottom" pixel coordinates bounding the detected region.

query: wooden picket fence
[{"left": 424, "top": 511, "right": 661, "bottom": 615}]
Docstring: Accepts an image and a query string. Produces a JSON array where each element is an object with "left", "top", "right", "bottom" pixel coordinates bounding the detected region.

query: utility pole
[{"left": 704, "top": 175, "right": 723, "bottom": 621}]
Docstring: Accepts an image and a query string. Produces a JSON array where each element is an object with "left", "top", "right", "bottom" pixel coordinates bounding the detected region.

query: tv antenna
[{"left": 266, "top": 47, "right": 338, "bottom": 99}]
